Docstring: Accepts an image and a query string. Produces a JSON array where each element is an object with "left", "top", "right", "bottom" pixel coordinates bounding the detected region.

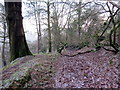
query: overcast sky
[{"left": 22, "top": 4, "right": 37, "bottom": 42}]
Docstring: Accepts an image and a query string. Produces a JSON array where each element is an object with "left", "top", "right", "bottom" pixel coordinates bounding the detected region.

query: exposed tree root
[{"left": 61, "top": 50, "right": 92, "bottom": 57}]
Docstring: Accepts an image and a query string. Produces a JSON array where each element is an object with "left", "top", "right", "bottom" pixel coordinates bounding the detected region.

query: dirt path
[
  {"left": 53, "top": 48, "right": 119, "bottom": 88},
  {"left": 0, "top": 48, "right": 119, "bottom": 88}
]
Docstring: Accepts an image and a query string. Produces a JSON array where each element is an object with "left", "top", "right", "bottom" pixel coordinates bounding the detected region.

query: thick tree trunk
[{"left": 5, "top": 1, "right": 32, "bottom": 62}]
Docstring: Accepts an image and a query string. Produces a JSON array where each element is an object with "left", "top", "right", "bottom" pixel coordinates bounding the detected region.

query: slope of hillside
[
  {"left": 0, "top": 47, "right": 119, "bottom": 88},
  {"left": 0, "top": 54, "right": 57, "bottom": 88}
]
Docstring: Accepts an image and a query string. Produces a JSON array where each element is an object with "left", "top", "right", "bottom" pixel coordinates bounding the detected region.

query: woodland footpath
[{"left": 0, "top": 47, "right": 119, "bottom": 88}]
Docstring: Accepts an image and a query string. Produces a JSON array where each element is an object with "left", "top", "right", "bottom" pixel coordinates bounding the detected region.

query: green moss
[
  {"left": 10, "top": 55, "right": 16, "bottom": 62},
  {"left": 84, "top": 73, "right": 88, "bottom": 77},
  {"left": 91, "top": 49, "right": 97, "bottom": 52},
  {"left": 1, "top": 60, "right": 20, "bottom": 71},
  {"left": 2, "top": 68, "right": 32, "bottom": 88},
  {"left": 109, "top": 60, "right": 113, "bottom": 65},
  {"left": 110, "top": 60, "right": 113, "bottom": 64},
  {"left": 2, "top": 53, "right": 56, "bottom": 88},
  {"left": 10, "top": 72, "right": 31, "bottom": 88}
]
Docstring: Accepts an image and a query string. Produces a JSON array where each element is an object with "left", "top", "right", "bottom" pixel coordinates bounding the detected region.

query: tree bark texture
[
  {"left": 5, "top": 1, "right": 32, "bottom": 62},
  {"left": 2, "top": 21, "right": 7, "bottom": 66}
]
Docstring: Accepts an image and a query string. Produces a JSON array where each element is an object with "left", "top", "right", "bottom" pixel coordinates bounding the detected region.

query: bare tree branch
[{"left": 108, "top": 1, "right": 120, "bottom": 9}]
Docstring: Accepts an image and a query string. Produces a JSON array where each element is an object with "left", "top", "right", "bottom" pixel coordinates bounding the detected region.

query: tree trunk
[
  {"left": 5, "top": 1, "right": 32, "bottom": 62},
  {"left": 2, "top": 21, "right": 7, "bottom": 66},
  {"left": 117, "top": 11, "right": 120, "bottom": 47},
  {"left": 47, "top": 1, "right": 52, "bottom": 52},
  {"left": 37, "top": 14, "right": 41, "bottom": 53},
  {"left": 117, "top": 29, "right": 120, "bottom": 46},
  {"left": 51, "top": 10, "right": 61, "bottom": 52},
  {"left": 33, "top": 2, "right": 42, "bottom": 53},
  {"left": 78, "top": 0, "right": 82, "bottom": 42}
]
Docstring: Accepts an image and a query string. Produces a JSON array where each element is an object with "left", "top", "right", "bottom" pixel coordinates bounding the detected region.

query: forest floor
[
  {"left": 53, "top": 47, "right": 119, "bottom": 88},
  {"left": 0, "top": 47, "right": 120, "bottom": 88}
]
